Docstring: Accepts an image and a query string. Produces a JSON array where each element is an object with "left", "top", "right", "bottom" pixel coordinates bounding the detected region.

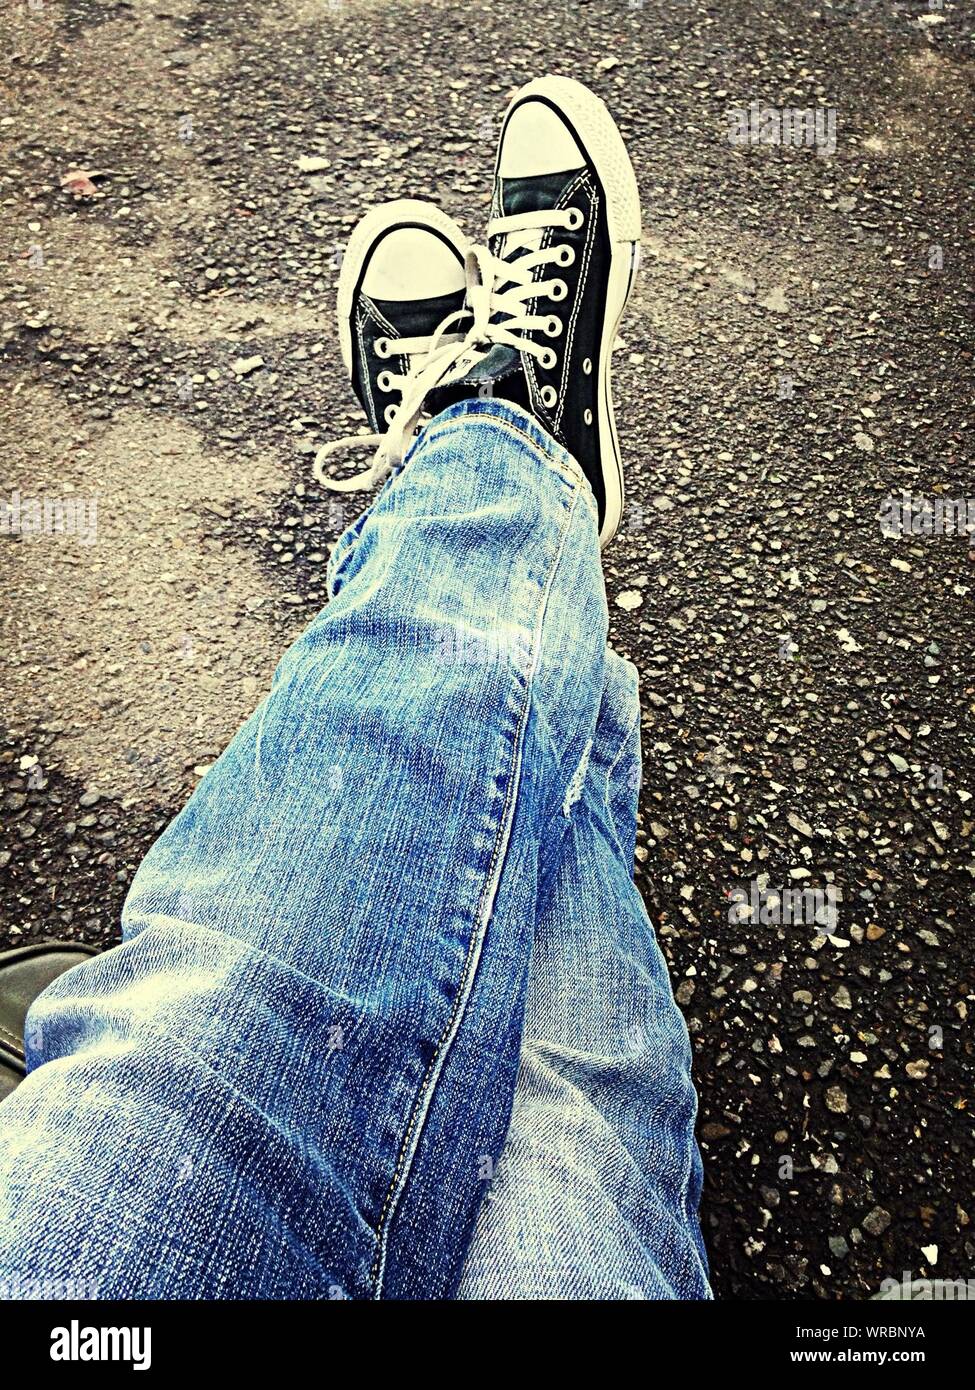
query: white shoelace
[
  {"left": 314, "top": 206, "right": 579, "bottom": 493},
  {"left": 312, "top": 322, "right": 467, "bottom": 492}
]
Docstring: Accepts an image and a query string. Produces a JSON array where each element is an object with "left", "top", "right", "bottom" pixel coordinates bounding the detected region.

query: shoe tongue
[
  {"left": 368, "top": 288, "right": 466, "bottom": 343},
  {"left": 426, "top": 342, "right": 530, "bottom": 416},
  {"left": 499, "top": 170, "right": 582, "bottom": 218},
  {"left": 452, "top": 343, "right": 518, "bottom": 384}
]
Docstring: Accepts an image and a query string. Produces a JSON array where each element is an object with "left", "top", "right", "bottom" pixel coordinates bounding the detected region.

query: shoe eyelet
[
  {"left": 582, "top": 357, "right": 593, "bottom": 374},
  {"left": 548, "top": 279, "right": 568, "bottom": 302},
  {"left": 377, "top": 371, "right": 394, "bottom": 393},
  {"left": 383, "top": 403, "right": 398, "bottom": 425},
  {"left": 584, "top": 408, "right": 593, "bottom": 425},
  {"left": 374, "top": 337, "right": 390, "bottom": 358},
  {"left": 556, "top": 246, "right": 575, "bottom": 267},
  {"left": 565, "top": 208, "right": 584, "bottom": 231},
  {"left": 543, "top": 316, "right": 563, "bottom": 338},
  {"left": 540, "top": 385, "right": 558, "bottom": 408},
  {"left": 540, "top": 347, "right": 558, "bottom": 370}
]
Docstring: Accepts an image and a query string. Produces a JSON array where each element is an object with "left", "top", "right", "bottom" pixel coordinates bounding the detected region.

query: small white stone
[
  {"left": 615, "top": 589, "right": 643, "bottom": 611},
  {"left": 232, "top": 355, "right": 265, "bottom": 377}
]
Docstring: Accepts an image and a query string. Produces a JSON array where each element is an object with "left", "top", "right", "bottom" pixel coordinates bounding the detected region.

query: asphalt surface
[{"left": 2, "top": 0, "right": 973, "bottom": 1300}]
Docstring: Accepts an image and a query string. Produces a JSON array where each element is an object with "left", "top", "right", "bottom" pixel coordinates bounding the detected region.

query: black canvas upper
[{"left": 351, "top": 287, "right": 467, "bottom": 431}]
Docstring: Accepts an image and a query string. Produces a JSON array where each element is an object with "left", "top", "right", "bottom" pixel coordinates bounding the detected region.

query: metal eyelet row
[
  {"left": 535, "top": 228, "right": 580, "bottom": 411},
  {"left": 374, "top": 342, "right": 398, "bottom": 423}
]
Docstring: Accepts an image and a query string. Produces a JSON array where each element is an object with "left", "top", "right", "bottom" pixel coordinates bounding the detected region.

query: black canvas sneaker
[
  {"left": 432, "top": 75, "right": 642, "bottom": 546},
  {"left": 317, "top": 81, "right": 641, "bottom": 549},
  {"left": 314, "top": 200, "right": 470, "bottom": 490}
]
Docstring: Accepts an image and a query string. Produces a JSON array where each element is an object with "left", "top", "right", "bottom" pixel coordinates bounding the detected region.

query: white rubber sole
[
  {"left": 335, "top": 199, "right": 469, "bottom": 381},
  {"left": 499, "top": 75, "right": 642, "bottom": 547}
]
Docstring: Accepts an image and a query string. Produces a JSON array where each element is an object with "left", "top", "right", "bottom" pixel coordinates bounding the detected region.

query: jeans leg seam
[{"left": 368, "top": 482, "right": 583, "bottom": 1299}]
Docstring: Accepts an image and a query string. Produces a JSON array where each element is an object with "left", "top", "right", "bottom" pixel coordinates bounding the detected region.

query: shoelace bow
[{"left": 314, "top": 207, "right": 578, "bottom": 493}]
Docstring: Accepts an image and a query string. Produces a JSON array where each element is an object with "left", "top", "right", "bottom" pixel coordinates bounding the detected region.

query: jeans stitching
[
  {"left": 369, "top": 482, "right": 582, "bottom": 1298},
  {"left": 327, "top": 514, "right": 368, "bottom": 595}
]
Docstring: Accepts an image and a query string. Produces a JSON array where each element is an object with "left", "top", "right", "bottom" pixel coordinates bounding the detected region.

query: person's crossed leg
[{"left": 0, "top": 77, "right": 708, "bottom": 1301}]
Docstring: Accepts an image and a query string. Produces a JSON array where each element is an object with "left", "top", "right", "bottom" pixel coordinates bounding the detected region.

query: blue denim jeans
[
  {"left": 458, "top": 649, "right": 709, "bottom": 1299},
  {"left": 0, "top": 398, "right": 708, "bottom": 1300}
]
